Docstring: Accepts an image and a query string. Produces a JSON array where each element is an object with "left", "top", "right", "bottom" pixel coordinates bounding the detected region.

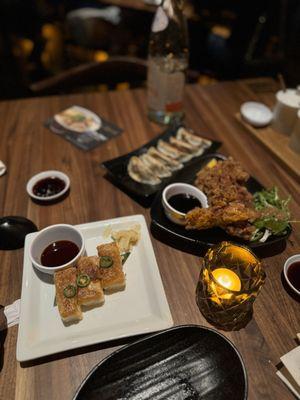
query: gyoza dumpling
[
  {"left": 128, "top": 156, "right": 161, "bottom": 185},
  {"left": 157, "top": 140, "right": 192, "bottom": 163},
  {"left": 147, "top": 147, "right": 183, "bottom": 171},
  {"left": 176, "top": 127, "right": 212, "bottom": 149},
  {"left": 170, "top": 136, "right": 204, "bottom": 157},
  {"left": 169, "top": 136, "right": 194, "bottom": 152},
  {"left": 140, "top": 154, "right": 172, "bottom": 178}
]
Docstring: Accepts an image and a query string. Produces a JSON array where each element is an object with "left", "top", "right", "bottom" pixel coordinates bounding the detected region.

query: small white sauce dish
[
  {"left": 26, "top": 170, "right": 70, "bottom": 202},
  {"left": 29, "top": 224, "right": 85, "bottom": 275},
  {"left": 283, "top": 254, "right": 300, "bottom": 296},
  {"left": 162, "top": 183, "right": 208, "bottom": 226},
  {"left": 240, "top": 102, "right": 273, "bottom": 127}
]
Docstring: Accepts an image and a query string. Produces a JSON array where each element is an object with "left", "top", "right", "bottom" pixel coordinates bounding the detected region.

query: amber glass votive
[{"left": 196, "top": 242, "right": 266, "bottom": 331}]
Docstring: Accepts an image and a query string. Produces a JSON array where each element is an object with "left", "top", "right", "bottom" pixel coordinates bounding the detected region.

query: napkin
[
  {"left": 280, "top": 345, "right": 300, "bottom": 387},
  {"left": 0, "top": 160, "right": 6, "bottom": 176},
  {"left": 0, "top": 300, "right": 20, "bottom": 331},
  {"left": 275, "top": 341, "right": 300, "bottom": 399}
]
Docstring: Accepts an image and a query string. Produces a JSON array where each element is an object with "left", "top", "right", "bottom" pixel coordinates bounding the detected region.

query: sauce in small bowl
[
  {"left": 29, "top": 224, "right": 84, "bottom": 275},
  {"left": 168, "top": 193, "right": 202, "bottom": 214},
  {"left": 33, "top": 177, "right": 66, "bottom": 198},
  {"left": 41, "top": 240, "right": 79, "bottom": 268},
  {"left": 284, "top": 255, "right": 300, "bottom": 296},
  {"left": 27, "top": 171, "right": 70, "bottom": 202},
  {"left": 162, "top": 183, "right": 208, "bottom": 226}
]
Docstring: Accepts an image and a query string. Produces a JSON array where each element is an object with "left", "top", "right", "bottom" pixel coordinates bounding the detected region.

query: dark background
[{"left": 0, "top": 0, "right": 299, "bottom": 100}]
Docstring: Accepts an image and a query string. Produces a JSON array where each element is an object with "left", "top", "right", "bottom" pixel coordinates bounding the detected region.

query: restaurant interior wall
[{"left": 0, "top": 0, "right": 299, "bottom": 100}]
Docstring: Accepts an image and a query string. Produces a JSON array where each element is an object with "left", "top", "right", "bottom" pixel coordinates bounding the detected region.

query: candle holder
[{"left": 196, "top": 242, "right": 266, "bottom": 331}]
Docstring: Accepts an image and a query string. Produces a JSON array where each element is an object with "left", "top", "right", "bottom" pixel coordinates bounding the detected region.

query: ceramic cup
[
  {"left": 272, "top": 89, "right": 300, "bottom": 136},
  {"left": 283, "top": 254, "right": 300, "bottom": 296},
  {"left": 162, "top": 183, "right": 208, "bottom": 225},
  {"left": 289, "top": 109, "right": 300, "bottom": 154}
]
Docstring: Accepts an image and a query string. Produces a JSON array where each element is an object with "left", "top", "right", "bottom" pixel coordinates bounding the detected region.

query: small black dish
[
  {"left": 74, "top": 325, "right": 247, "bottom": 400},
  {"left": 0, "top": 216, "right": 37, "bottom": 250},
  {"left": 102, "top": 124, "right": 221, "bottom": 207},
  {"left": 150, "top": 153, "right": 291, "bottom": 258}
]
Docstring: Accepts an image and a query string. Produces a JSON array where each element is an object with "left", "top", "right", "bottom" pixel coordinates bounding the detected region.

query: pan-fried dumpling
[
  {"left": 147, "top": 147, "right": 183, "bottom": 171},
  {"left": 176, "top": 127, "right": 212, "bottom": 149},
  {"left": 170, "top": 136, "right": 204, "bottom": 157},
  {"left": 169, "top": 136, "right": 198, "bottom": 153},
  {"left": 157, "top": 140, "right": 192, "bottom": 163},
  {"left": 127, "top": 156, "right": 161, "bottom": 185},
  {"left": 140, "top": 154, "right": 172, "bottom": 178}
]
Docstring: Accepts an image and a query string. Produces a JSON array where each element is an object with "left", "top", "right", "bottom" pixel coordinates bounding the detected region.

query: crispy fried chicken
[{"left": 186, "top": 158, "right": 257, "bottom": 240}]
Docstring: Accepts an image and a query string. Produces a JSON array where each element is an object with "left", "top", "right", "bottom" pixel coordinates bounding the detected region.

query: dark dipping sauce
[
  {"left": 41, "top": 240, "right": 79, "bottom": 267},
  {"left": 168, "top": 193, "right": 201, "bottom": 214},
  {"left": 287, "top": 261, "right": 300, "bottom": 292},
  {"left": 33, "top": 177, "right": 66, "bottom": 198}
]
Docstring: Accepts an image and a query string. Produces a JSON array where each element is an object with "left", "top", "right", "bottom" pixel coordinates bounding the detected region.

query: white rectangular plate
[{"left": 17, "top": 215, "right": 173, "bottom": 362}]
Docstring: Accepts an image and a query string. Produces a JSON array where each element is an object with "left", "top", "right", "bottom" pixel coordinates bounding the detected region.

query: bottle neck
[
  {"left": 161, "top": 0, "right": 184, "bottom": 15},
  {"left": 149, "top": 0, "right": 189, "bottom": 60}
]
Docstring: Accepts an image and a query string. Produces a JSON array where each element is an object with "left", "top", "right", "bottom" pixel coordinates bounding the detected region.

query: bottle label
[
  {"left": 151, "top": 7, "right": 169, "bottom": 33},
  {"left": 147, "top": 59, "right": 185, "bottom": 113}
]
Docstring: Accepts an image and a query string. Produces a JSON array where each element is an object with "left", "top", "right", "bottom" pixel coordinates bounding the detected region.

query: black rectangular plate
[
  {"left": 102, "top": 125, "right": 221, "bottom": 207},
  {"left": 150, "top": 153, "right": 292, "bottom": 258}
]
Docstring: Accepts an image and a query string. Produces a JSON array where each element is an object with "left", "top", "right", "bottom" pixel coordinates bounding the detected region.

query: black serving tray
[
  {"left": 102, "top": 125, "right": 221, "bottom": 207},
  {"left": 150, "top": 153, "right": 292, "bottom": 258},
  {"left": 74, "top": 325, "right": 247, "bottom": 400}
]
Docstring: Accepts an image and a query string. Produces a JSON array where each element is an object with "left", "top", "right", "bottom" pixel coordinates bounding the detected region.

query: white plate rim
[{"left": 16, "top": 215, "right": 173, "bottom": 362}]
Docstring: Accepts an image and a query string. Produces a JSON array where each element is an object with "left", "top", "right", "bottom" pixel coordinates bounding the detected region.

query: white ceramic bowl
[
  {"left": 26, "top": 170, "right": 70, "bottom": 202},
  {"left": 283, "top": 254, "right": 300, "bottom": 296},
  {"left": 29, "top": 224, "right": 85, "bottom": 275},
  {"left": 240, "top": 102, "right": 273, "bottom": 127},
  {"left": 162, "top": 183, "right": 208, "bottom": 225}
]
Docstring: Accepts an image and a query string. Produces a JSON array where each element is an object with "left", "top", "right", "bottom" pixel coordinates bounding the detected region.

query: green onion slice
[
  {"left": 77, "top": 274, "right": 91, "bottom": 287},
  {"left": 63, "top": 285, "right": 77, "bottom": 298},
  {"left": 99, "top": 256, "right": 114, "bottom": 268},
  {"left": 121, "top": 252, "right": 131, "bottom": 265}
]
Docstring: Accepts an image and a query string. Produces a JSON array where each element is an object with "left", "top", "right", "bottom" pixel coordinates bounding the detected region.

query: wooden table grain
[{"left": 0, "top": 78, "right": 299, "bottom": 400}]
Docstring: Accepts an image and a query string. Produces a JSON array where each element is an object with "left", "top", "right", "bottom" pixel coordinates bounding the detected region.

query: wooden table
[{"left": 0, "top": 78, "right": 299, "bottom": 400}]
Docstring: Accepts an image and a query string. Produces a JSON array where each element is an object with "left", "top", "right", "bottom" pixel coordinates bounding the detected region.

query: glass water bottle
[{"left": 147, "top": 0, "right": 189, "bottom": 125}]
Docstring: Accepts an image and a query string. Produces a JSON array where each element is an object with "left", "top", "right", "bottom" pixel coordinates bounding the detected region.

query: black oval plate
[
  {"left": 74, "top": 325, "right": 247, "bottom": 400},
  {"left": 102, "top": 125, "right": 221, "bottom": 207},
  {"left": 150, "top": 153, "right": 291, "bottom": 258}
]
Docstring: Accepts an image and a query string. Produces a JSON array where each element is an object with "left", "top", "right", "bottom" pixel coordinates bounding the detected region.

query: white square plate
[{"left": 17, "top": 215, "right": 173, "bottom": 362}]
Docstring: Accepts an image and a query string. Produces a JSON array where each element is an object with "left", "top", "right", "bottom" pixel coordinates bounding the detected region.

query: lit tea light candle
[{"left": 212, "top": 268, "right": 241, "bottom": 292}]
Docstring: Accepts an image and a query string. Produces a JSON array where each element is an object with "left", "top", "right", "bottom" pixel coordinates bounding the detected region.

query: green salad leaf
[{"left": 251, "top": 187, "right": 291, "bottom": 242}]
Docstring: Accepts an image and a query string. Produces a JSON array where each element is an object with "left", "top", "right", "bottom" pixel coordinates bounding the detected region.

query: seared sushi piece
[
  {"left": 54, "top": 267, "right": 82, "bottom": 323},
  {"left": 77, "top": 256, "right": 105, "bottom": 307},
  {"left": 97, "top": 242, "right": 126, "bottom": 293}
]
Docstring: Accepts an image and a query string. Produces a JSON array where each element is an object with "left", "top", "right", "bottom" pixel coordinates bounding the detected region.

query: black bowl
[{"left": 74, "top": 325, "right": 247, "bottom": 400}]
